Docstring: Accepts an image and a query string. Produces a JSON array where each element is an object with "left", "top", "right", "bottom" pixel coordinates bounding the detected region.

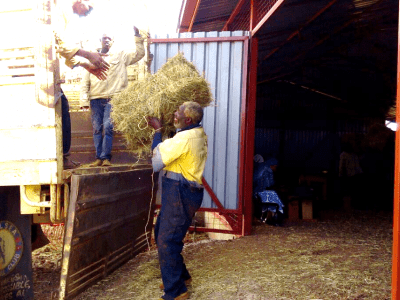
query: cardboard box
[
  {"left": 301, "top": 200, "right": 313, "bottom": 220},
  {"left": 288, "top": 199, "right": 300, "bottom": 221}
]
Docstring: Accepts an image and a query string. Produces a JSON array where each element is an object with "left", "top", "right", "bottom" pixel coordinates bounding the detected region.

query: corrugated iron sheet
[{"left": 150, "top": 31, "right": 248, "bottom": 210}]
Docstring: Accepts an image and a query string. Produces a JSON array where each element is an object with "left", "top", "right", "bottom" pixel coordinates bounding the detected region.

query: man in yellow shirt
[{"left": 148, "top": 102, "right": 208, "bottom": 300}]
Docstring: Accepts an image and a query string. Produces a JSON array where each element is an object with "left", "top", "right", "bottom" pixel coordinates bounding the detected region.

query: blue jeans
[
  {"left": 90, "top": 98, "right": 113, "bottom": 160},
  {"left": 61, "top": 91, "right": 71, "bottom": 155},
  {"left": 155, "top": 177, "right": 204, "bottom": 300}
]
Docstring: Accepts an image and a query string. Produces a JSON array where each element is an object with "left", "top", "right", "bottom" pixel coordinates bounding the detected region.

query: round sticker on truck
[{"left": 0, "top": 220, "right": 23, "bottom": 277}]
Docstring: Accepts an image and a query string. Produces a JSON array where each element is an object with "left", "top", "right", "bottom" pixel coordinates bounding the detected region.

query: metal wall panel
[{"left": 150, "top": 31, "right": 248, "bottom": 210}]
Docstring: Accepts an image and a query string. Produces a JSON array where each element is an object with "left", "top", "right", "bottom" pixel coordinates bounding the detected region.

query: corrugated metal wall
[
  {"left": 150, "top": 31, "right": 248, "bottom": 210},
  {"left": 254, "top": 82, "right": 369, "bottom": 174}
]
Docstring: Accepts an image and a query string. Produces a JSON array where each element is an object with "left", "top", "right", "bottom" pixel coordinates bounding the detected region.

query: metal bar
[
  {"left": 150, "top": 36, "right": 249, "bottom": 43},
  {"left": 56, "top": 184, "right": 62, "bottom": 221},
  {"left": 262, "top": 0, "right": 337, "bottom": 62},
  {"left": 240, "top": 37, "right": 258, "bottom": 236},
  {"left": 188, "top": 226, "right": 237, "bottom": 234},
  {"left": 251, "top": 0, "right": 285, "bottom": 37},
  {"left": 50, "top": 184, "right": 57, "bottom": 223},
  {"left": 222, "top": 0, "right": 248, "bottom": 31},
  {"left": 250, "top": 0, "right": 256, "bottom": 31},
  {"left": 20, "top": 185, "right": 51, "bottom": 207},
  {"left": 188, "top": 0, "right": 201, "bottom": 32},
  {"left": 392, "top": 1, "right": 400, "bottom": 297},
  {"left": 202, "top": 177, "right": 226, "bottom": 211},
  {"left": 196, "top": 207, "right": 239, "bottom": 213},
  {"left": 155, "top": 203, "right": 240, "bottom": 214},
  {"left": 289, "top": 0, "right": 385, "bottom": 64},
  {"left": 238, "top": 33, "right": 250, "bottom": 234},
  {"left": 64, "top": 183, "right": 69, "bottom": 219}
]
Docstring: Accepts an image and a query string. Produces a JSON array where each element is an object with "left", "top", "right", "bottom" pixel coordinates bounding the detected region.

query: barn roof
[{"left": 178, "top": 0, "right": 398, "bottom": 118}]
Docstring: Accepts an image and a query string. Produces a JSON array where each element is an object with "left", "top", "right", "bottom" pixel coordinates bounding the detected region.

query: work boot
[
  {"left": 102, "top": 159, "right": 112, "bottom": 166},
  {"left": 159, "top": 291, "right": 189, "bottom": 300},
  {"left": 160, "top": 278, "right": 192, "bottom": 290},
  {"left": 90, "top": 159, "right": 103, "bottom": 167}
]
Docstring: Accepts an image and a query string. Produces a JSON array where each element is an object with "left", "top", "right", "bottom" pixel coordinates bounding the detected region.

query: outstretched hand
[
  {"left": 86, "top": 52, "right": 110, "bottom": 70},
  {"left": 147, "top": 116, "right": 162, "bottom": 130},
  {"left": 82, "top": 62, "right": 108, "bottom": 80},
  {"left": 134, "top": 26, "right": 150, "bottom": 39}
]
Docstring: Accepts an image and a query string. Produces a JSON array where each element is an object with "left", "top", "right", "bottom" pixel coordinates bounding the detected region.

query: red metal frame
[
  {"left": 151, "top": 35, "right": 250, "bottom": 236},
  {"left": 251, "top": 0, "right": 284, "bottom": 36},
  {"left": 262, "top": 0, "right": 337, "bottom": 61},
  {"left": 149, "top": 36, "right": 249, "bottom": 44},
  {"left": 178, "top": 0, "right": 201, "bottom": 33},
  {"left": 222, "top": 0, "right": 248, "bottom": 31},
  {"left": 392, "top": 1, "right": 400, "bottom": 297},
  {"left": 188, "top": 0, "right": 201, "bottom": 32},
  {"left": 239, "top": 37, "right": 256, "bottom": 236}
]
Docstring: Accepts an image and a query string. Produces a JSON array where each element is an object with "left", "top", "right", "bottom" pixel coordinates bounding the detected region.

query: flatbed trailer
[{"left": 0, "top": 1, "right": 156, "bottom": 299}]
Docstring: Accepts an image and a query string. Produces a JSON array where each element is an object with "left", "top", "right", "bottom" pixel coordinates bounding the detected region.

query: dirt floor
[{"left": 33, "top": 209, "right": 392, "bottom": 300}]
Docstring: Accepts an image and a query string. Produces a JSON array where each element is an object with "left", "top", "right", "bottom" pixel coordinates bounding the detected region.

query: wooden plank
[
  {"left": 0, "top": 127, "right": 57, "bottom": 161},
  {"left": 0, "top": 160, "right": 58, "bottom": 186},
  {"left": 0, "top": 1, "right": 33, "bottom": 13},
  {"left": 0, "top": 9, "right": 35, "bottom": 49},
  {"left": 34, "top": 0, "right": 57, "bottom": 108},
  {"left": 0, "top": 77, "right": 35, "bottom": 85},
  {"left": 0, "top": 67, "right": 35, "bottom": 77},
  {"left": 0, "top": 49, "right": 35, "bottom": 59},
  {"left": 0, "top": 41, "right": 36, "bottom": 50},
  {"left": 0, "top": 58, "right": 35, "bottom": 67}
]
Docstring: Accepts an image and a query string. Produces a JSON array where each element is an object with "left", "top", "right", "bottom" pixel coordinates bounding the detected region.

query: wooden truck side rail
[{"left": 0, "top": 0, "right": 63, "bottom": 187}]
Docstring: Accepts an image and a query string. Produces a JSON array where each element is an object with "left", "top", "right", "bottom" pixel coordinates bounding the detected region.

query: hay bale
[{"left": 111, "top": 53, "right": 214, "bottom": 156}]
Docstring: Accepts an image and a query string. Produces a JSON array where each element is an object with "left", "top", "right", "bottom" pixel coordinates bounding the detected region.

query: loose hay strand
[{"left": 111, "top": 53, "right": 214, "bottom": 157}]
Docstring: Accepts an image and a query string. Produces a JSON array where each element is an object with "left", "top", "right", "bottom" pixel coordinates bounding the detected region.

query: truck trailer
[{"left": 0, "top": 1, "right": 156, "bottom": 299}]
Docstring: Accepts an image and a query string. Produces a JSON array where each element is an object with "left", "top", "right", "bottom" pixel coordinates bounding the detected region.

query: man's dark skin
[
  {"left": 70, "top": 0, "right": 110, "bottom": 80},
  {"left": 81, "top": 27, "right": 142, "bottom": 110},
  {"left": 147, "top": 104, "right": 194, "bottom": 132}
]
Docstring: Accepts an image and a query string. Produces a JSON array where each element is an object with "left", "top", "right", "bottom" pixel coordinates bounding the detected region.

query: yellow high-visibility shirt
[{"left": 158, "top": 127, "right": 208, "bottom": 185}]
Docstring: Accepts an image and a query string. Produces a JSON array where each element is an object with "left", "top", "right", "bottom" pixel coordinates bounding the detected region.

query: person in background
[
  {"left": 54, "top": 0, "right": 110, "bottom": 169},
  {"left": 254, "top": 153, "right": 264, "bottom": 163},
  {"left": 253, "top": 157, "right": 284, "bottom": 224},
  {"left": 147, "top": 102, "right": 208, "bottom": 300},
  {"left": 339, "top": 140, "right": 363, "bottom": 210},
  {"left": 80, "top": 28, "right": 145, "bottom": 167}
]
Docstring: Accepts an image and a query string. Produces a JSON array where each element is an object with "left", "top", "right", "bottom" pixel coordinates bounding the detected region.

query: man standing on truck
[
  {"left": 80, "top": 28, "right": 146, "bottom": 167},
  {"left": 147, "top": 102, "right": 208, "bottom": 300},
  {"left": 54, "top": 0, "right": 111, "bottom": 169}
]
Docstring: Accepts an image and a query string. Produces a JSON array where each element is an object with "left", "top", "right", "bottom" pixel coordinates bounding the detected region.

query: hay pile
[{"left": 111, "top": 53, "right": 214, "bottom": 156}]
